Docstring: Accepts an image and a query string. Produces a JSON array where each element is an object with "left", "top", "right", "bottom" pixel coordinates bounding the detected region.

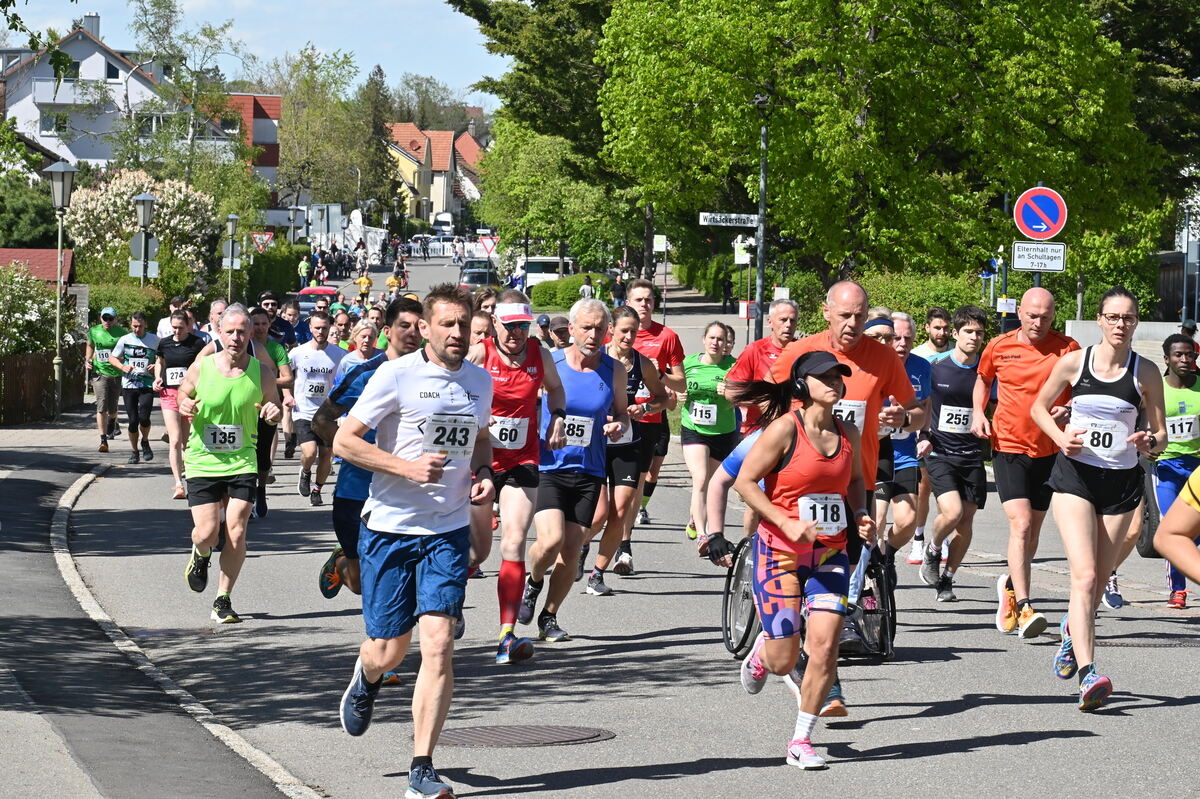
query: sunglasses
[{"left": 502, "top": 322, "right": 532, "bottom": 331}]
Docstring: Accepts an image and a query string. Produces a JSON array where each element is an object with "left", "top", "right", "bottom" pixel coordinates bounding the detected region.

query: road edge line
[{"left": 51, "top": 465, "right": 325, "bottom": 799}]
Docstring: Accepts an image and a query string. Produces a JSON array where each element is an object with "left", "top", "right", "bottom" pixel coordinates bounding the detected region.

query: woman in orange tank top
[{"left": 732, "top": 350, "right": 874, "bottom": 770}]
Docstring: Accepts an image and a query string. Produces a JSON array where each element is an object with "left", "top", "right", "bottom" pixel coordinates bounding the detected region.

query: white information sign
[
  {"left": 1011, "top": 241, "right": 1066, "bottom": 273},
  {"left": 700, "top": 212, "right": 760, "bottom": 227}
]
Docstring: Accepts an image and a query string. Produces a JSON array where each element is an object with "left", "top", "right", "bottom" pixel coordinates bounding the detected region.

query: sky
[{"left": 15, "top": 0, "right": 510, "bottom": 108}]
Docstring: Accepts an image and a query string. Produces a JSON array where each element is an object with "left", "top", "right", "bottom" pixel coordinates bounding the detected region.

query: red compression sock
[{"left": 498, "top": 559, "right": 526, "bottom": 626}]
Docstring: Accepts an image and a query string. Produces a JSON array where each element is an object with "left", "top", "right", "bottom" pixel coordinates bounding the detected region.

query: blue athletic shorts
[
  {"left": 358, "top": 523, "right": 470, "bottom": 639},
  {"left": 751, "top": 535, "right": 849, "bottom": 640},
  {"left": 1154, "top": 455, "right": 1200, "bottom": 516}
]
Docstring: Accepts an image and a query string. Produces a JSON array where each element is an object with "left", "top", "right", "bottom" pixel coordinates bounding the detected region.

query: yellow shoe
[
  {"left": 1017, "top": 604, "right": 1047, "bottom": 639},
  {"left": 995, "top": 574, "right": 1017, "bottom": 633}
]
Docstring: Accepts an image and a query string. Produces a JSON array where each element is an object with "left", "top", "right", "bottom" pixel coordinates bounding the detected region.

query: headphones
[{"left": 791, "top": 357, "right": 848, "bottom": 402}]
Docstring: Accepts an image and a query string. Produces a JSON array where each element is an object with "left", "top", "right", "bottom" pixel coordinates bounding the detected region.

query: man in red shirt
[
  {"left": 725, "top": 298, "right": 798, "bottom": 433},
  {"left": 972, "top": 287, "right": 1078, "bottom": 639},
  {"left": 614, "top": 278, "right": 686, "bottom": 575}
]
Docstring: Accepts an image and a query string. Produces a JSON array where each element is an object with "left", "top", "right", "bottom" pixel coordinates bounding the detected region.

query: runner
[
  {"left": 109, "top": 312, "right": 159, "bottom": 464},
  {"left": 332, "top": 311, "right": 354, "bottom": 349},
  {"left": 725, "top": 299, "right": 798, "bottom": 434},
  {"left": 290, "top": 312, "right": 347, "bottom": 507},
  {"left": 153, "top": 311, "right": 207, "bottom": 498},
  {"left": 907, "top": 306, "right": 951, "bottom": 564},
  {"left": 1032, "top": 285, "right": 1165, "bottom": 711},
  {"left": 917, "top": 306, "right": 989, "bottom": 603},
  {"left": 548, "top": 316, "right": 571, "bottom": 350},
  {"left": 179, "top": 305, "right": 282, "bottom": 623},
  {"left": 580, "top": 305, "right": 667, "bottom": 592},
  {"left": 680, "top": 322, "right": 737, "bottom": 541},
  {"left": 470, "top": 311, "right": 494, "bottom": 345},
  {"left": 466, "top": 291, "right": 569, "bottom": 663},
  {"left": 247, "top": 307, "right": 295, "bottom": 519},
  {"left": 733, "top": 350, "right": 874, "bottom": 770},
  {"left": 1154, "top": 334, "right": 1200, "bottom": 608},
  {"left": 333, "top": 285, "right": 493, "bottom": 799},
  {"left": 354, "top": 272, "right": 373, "bottom": 305},
  {"left": 972, "top": 287, "right": 1079, "bottom": 639},
  {"left": 336, "top": 322, "right": 381, "bottom": 377},
  {"left": 518, "top": 299, "right": 629, "bottom": 640},
  {"left": 769, "top": 281, "right": 921, "bottom": 715},
  {"left": 619, "top": 278, "right": 686, "bottom": 573},
  {"left": 313, "top": 297, "right": 424, "bottom": 606},
  {"left": 200, "top": 298, "right": 227, "bottom": 338},
  {"left": 872, "top": 312, "right": 931, "bottom": 581},
  {"left": 85, "top": 306, "right": 128, "bottom": 453},
  {"left": 155, "top": 296, "right": 188, "bottom": 338}
]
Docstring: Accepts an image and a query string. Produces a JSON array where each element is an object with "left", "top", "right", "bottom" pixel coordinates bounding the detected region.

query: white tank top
[{"left": 1067, "top": 346, "right": 1142, "bottom": 470}]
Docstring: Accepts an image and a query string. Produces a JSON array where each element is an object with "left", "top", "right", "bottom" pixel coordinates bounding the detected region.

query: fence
[{"left": 0, "top": 343, "right": 86, "bottom": 425}]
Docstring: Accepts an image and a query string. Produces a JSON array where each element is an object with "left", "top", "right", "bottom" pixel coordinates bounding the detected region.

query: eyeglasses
[
  {"left": 502, "top": 322, "right": 531, "bottom": 331},
  {"left": 1100, "top": 313, "right": 1138, "bottom": 326}
]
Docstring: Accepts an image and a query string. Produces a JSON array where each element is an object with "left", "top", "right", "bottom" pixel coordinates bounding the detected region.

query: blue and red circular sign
[{"left": 1013, "top": 187, "right": 1067, "bottom": 240}]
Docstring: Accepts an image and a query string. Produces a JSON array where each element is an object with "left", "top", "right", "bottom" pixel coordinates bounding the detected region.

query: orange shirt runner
[
  {"left": 977, "top": 329, "right": 1079, "bottom": 458},
  {"left": 770, "top": 332, "right": 915, "bottom": 490}
]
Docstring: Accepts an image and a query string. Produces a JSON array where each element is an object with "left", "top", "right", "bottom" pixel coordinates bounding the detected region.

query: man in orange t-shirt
[
  {"left": 726, "top": 298, "right": 798, "bottom": 433},
  {"left": 972, "top": 286, "right": 1078, "bottom": 640}
]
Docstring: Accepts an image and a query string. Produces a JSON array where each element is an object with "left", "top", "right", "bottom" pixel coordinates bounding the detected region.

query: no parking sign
[{"left": 1013, "top": 187, "right": 1067, "bottom": 240}]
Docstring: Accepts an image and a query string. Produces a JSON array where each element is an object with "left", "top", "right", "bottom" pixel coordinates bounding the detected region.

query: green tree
[
  {"left": 392, "top": 73, "right": 468, "bottom": 132},
  {"left": 0, "top": 262, "right": 60, "bottom": 355},
  {"left": 599, "top": 0, "right": 1168, "bottom": 305},
  {"left": 352, "top": 65, "right": 399, "bottom": 219},
  {"left": 0, "top": 173, "right": 56, "bottom": 248}
]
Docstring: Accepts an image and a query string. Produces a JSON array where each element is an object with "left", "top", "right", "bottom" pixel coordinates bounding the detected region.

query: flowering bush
[
  {"left": 0, "top": 262, "right": 60, "bottom": 355},
  {"left": 65, "top": 169, "right": 217, "bottom": 297}
]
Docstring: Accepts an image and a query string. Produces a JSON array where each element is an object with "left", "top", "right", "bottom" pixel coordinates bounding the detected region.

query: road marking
[{"left": 51, "top": 465, "right": 324, "bottom": 799}]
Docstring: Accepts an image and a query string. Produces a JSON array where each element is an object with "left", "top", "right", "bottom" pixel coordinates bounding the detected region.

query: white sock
[
  {"left": 793, "top": 711, "right": 818, "bottom": 742},
  {"left": 914, "top": 526, "right": 925, "bottom": 540}
]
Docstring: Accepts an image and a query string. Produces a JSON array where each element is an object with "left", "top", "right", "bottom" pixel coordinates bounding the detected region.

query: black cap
[
  {"left": 1184, "top": 319, "right": 1197, "bottom": 332},
  {"left": 793, "top": 350, "right": 852, "bottom": 380},
  {"left": 536, "top": 313, "right": 550, "bottom": 327},
  {"left": 259, "top": 290, "right": 280, "bottom": 302},
  {"left": 549, "top": 315, "right": 569, "bottom": 331}
]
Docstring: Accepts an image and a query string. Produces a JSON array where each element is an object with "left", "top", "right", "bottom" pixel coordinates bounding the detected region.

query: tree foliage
[
  {"left": 353, "top": 65, "right": 400, "bottom": 218},
  {"left": 392, "top": 73, "right": 471, "bottom": 133},
  {"left": 0, "top": 261, "right": 60, "bottom": 355},
  {"left": 0, "top": 173, "right": 56, "bottom": 248},
  {"left": 599, "top": 0, "right": 1169, "bottom": 298}
]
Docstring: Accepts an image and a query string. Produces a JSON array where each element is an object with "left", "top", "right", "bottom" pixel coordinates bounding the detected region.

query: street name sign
[{"left": 700, "top": 212, "right": 759, "bottom": 227}]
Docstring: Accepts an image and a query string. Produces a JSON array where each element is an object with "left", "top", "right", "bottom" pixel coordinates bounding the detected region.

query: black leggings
[{"left": 123, "top": 387, "right": 154, "bottom": 432}]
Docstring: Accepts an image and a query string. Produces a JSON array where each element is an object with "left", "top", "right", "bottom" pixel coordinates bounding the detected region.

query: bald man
[{"left": 972, "top": 287, "right": 1079, "bottom": 639}]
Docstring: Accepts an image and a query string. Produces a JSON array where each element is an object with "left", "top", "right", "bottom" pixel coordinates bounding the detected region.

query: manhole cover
[{"left": 438, "top": 725, "right": 615, "bottom": 748}]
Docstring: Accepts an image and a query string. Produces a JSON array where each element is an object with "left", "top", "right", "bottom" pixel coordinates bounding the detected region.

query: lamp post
[
  {"left": 340, "top": 215, "right": 350, "bottom": 251},
  {"left": 752, "top": 93, "right": 770, "bottom": 341},
  {"left": 288, "top": 205, "right": 304, "bottom": 244},
  {"left": 47, "top": 160, "right": 77, "bottom": 420},
  {"left": 133, "top": 192, "right": 157, "bottom": 289},
  {"left": 225, "top": 213, "right": 239, "bottom": 299}
]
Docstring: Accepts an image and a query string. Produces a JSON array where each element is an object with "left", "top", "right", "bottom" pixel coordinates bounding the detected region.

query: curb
[{"left": 51, "top": 465, "right": 325, "bottom": 799}]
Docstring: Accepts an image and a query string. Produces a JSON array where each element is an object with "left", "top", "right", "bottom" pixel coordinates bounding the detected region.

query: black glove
[{"left": 702, "top": 532, "right": 735, "bottom": 565}]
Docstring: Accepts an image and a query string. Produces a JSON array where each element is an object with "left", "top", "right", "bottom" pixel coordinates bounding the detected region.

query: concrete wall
[{"left": 1064, "top": 319, "right": 1183, "bottom": 362}]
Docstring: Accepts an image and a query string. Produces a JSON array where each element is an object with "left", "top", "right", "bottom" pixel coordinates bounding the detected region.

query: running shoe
[
  {"left": 211, "top": 595, "right": 241, "bottom": 624},
  {"left": 819, "top": 682, "right": 848, "bottom": 717},
  {"left": 586, "top": 572, "right": 613, "bottom": 596},
  {"left": 838, "top": 617, "right": 864, "bottom": 649},
  {"left": 98, "top": 438, "right": 108, "bottom": 453},
  {"left": 141, "top": 441, "right": 154, "bottom": 461},
  {"left": 784, "top": 653, "right": 807, "bottom": 695},
  {"left": 496, "top": 632, "right": 534, "bottom": 665},
  {"left": 284, "top": 438, "right": 296, "bottom": 459},
  {"left": 786, "top": 738, "right": 827, "bottom": 770},
  {"left": 309, "top": 488, "right": 324, "bottom": 507},
  {"left": 1017, "top": 604, "right": 1048, "bottom": 639},
  {"left": 127, "top": 451, "right": 140, "bottom": 464},
  {"left": 906, "top": 538, "right": 924, "bottom": 565},
  {"left": 919, "top": 543, "right": 940, "bottom": 586},
  {"left": 381, "top": 671, "right": 402, "bottom": 686},
  {"left": 1101, "top": 574, "right": 1124, "bottom": 609},
  {"left": 1054, "top": 615, "right": 1077, "bottom": 680},
  {"left": 537, "top": 614, "right": 571, "bottom": 642},
  {"left": 319, "top": 545, "right": 344, "bottom": 599},
  {"left": 575, "top": 544, "right": 590, "bottom": 583},
  {"left": 941, "top": 540, "right": 949, "bottom": 562},
  {"left": 1168, "top": 590, "right": 1187, "bottom": 609},
  {"left": 613, "top": 550, "right": 635, "bottom": 576},
  {"left": 185, "top": 546, "right": 211, "bottom": 593},
  {"left": 935, "top": 574, "right": 956, "bottom": 603},
  {"left": 1078, "top": 671, "right": 1113, "bottom": 712},
  {"left": 637, "top": 507, "right": 650, "bottom": 526},
  {"left": 468, "top": 566, "right": 486, "bottom": 579},
  {"left": 405, "top": 763, "right": 455, "bottom": 799},
  {"left": 684, "top": 522, "right": 698, "bottom": 540},
  {"left": 339, "top": 656, "right": 380, "bottom": 737},
  {"left": 739, "top": 631, "right": 769, "bottom": 695},
  {"left": 254, "top": 489, "right": 268, "bottom": 519},
  {"left": 265, "top": 471, "right": 276, "bottom": 485},
  {"left": 298, "top": 470, "right": 312, "bottom": 497},
  {"left": 995, "top": 573, "right": 1017, "bottom": 633},
  {"left": 454, "top": 613, "right": 466, "bottom": 641},
  {"left": 517, "top": 578, "right": 542, "bottom": 625}
]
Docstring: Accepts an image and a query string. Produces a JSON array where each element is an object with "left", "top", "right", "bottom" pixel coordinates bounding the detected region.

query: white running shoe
[
  {"left": 786, "top": 738, "right": 827, "bottom": 770},
  {"left": 906, "top": 539, "right": 924, "bottom": 565},
  {"left": 739, "top": 631, "right": 769, "bottom": 695}
]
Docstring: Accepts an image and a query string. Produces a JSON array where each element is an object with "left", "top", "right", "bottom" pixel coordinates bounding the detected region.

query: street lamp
[
  {"left": 317, "top": 205, "right": 327, "bottom": 249},
  {"left": 340, "top": 215, "right": 350, "bottom": 250},
  {"left": 225, "top": 213, "right": 239, "bottom": 298},
  {"left": 132, "top": 192, "right": 157, "bottom": 289},
  {"left": 46, "top": 160, "right": 77, "bottom": 419},
  {"left": 288, "top": 205, "right": 304, "bottom": 244},
  {"left": 752, "top": 92, "right": 770, "bottom": 341}
]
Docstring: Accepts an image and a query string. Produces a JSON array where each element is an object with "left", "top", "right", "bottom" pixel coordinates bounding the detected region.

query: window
[
  {"left": 106, "top": 61, "right": 119, "bottom": 80},
  {"left": 64, "top": 60, "right": 80, "bottom": 80},
  {"left": 40, "top": 112, "right": 69, "bottom": 135},
  {"left": 220, "top": 115, "right": 240, "bottom": 136}
]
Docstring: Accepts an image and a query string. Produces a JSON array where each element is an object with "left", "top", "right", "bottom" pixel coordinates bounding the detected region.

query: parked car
[
  {"left": 459, "top": 266, "right": 502, "bottom": 292},
  {"left": 519, "top": 255, "right": 577, "bottom": 288},
  {"left": 293, "top": 285, "right": 338, "bottom": 316}
]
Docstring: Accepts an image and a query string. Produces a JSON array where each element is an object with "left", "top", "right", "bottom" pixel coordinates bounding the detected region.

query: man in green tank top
[
  {"left": 85, "top": 306, "right": 128, "bottom": 452},
  {"left": 178, "top": 305, "right": 282, "bottom": 623}
]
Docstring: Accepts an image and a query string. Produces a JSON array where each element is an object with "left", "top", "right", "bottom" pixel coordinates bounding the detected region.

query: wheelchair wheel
[
  {"left": 851, "top": 549, "right": 895, "bottom": 661},
  {"left": 721, "top": 534, "right": 761, "bottom": 659},
  {"left": 1136, "top": 460, "right": 1161, "bottom": 559}
]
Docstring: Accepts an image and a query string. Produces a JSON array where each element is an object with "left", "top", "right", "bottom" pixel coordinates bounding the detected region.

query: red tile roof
[
  {"left": 455, "top": 132, "right": 483, "bottom": 169},
  {"left": 388, "top": 123, "right": 426, "bottom": 161},
  {"left": 425, "top": 130, "right": 456, "bottom": 172},
  {"left": 1, "top": 248, "right": 75, "bottom": 283},
  {"left": 387, "top": 124, "right": 460, "bottom": 172}
]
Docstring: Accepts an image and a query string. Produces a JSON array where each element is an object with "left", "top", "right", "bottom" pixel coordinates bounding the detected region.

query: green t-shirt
[
  {"left": 681, "top": 353, "right": 736, "bottom": 435},
  {"left": 1162, "top": 377, "right": 1200, "bottom": 459},
  {"left": 88, "top": 324, "right": 128, "bottom": 377},
  {"left": 185, "top": 355, "right": 263, "bottom": 478},
  {"left": 264, "top": 339, "right": 289, "bottom": 369}
]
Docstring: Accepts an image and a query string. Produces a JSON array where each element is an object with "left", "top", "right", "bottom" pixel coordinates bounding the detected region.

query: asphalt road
[{"left": 59, "top": 256, "right": 1200, "bottom": 797}]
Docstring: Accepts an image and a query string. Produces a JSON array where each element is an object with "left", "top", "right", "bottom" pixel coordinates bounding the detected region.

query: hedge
[
  {"left": 248, "top": 242, "right": 311, "bottom": 303},
  {"left": 529, "top": 273, "right": 613, "bottom": 310},
  {"left": 87, "top": 283, "right": 166, "bottom": 325}
]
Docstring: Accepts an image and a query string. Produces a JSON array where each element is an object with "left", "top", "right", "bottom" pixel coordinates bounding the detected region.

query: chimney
[
  {"left": 467, "top": 118, "right": 476, "bottom": 139},
  {"left": 83, "top": 13, "right": 99, "bottom": 39}
]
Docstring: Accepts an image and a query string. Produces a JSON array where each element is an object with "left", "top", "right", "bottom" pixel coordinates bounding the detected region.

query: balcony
[{"left": 33, "top": 77, "right": 87, "bottom": 106}]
